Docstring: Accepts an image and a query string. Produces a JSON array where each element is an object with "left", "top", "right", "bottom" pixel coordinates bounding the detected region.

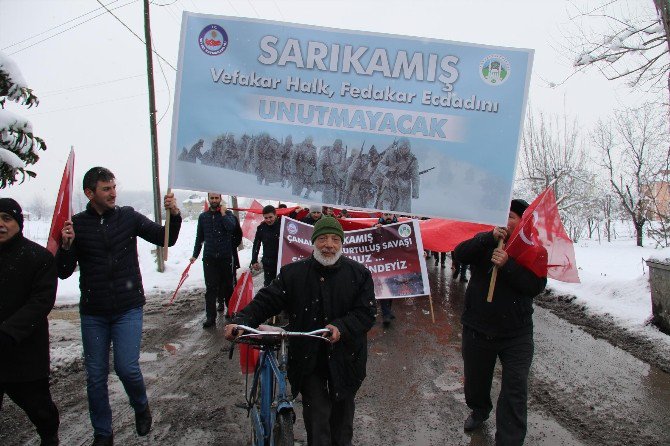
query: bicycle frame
[
  {"left": 234, "top": 325, "right": 330, "bottom": 446},
  {"left": 248, "top": 338, "right": 290, "bottom": 445}
]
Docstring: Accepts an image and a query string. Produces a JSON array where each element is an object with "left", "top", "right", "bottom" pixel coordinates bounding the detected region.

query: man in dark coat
[
  {"left": 225, "top": 217, "right": 376, "bottom": 446},
  {"left": 57, "top": 167, "right": 182, "bottom": 446},
  {"left": 301, "top": 204, "right": 323, "bottom": 225},
  {"left": 0, "top": 198, "right": 60, "bottom": 446},
  {"left": 374, "top": 212, "right": 398, "bottom": 327},
  {"left": 453, "top": 199, "right": 547, "bottom": 446},
  {"left": 251, "top": 204, "right": 281, "bottom": 287},
  {"left": 191, "top": 193, "right": 242, "bottom": 328}
]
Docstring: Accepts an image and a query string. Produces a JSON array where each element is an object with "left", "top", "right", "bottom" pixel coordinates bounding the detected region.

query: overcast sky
[{"left": 0, "top": 0, "right": 655, "bottom": 205}]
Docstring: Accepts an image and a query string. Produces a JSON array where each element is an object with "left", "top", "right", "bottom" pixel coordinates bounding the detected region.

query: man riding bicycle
[{"left": 225, "top": 216, "right": 376, "bottom": 446}]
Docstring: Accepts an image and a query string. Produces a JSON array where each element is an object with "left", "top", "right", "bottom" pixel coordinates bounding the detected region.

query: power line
[
  {"left": 2, "top": 0, "right": 122, "bottom": 50},
  {"left": 152, "top": 37, "right": 172, "bottom": 124},
  {"left": 247, "top": 0, "right": 260, "bottom": 18},
  {"left": 3, "top": 0, "right": 138, "bottom": 54},
  {"left": 151, "top": 0, "right": 180, "bottom": 5},
  {"left": 25, "top": 88, "right": 168, "bottom": 116},
  {"left": 39, "top": 74, "right": 146, "bottom": 97},
  {"left": 96, "top": 0, "right": 177, "bottom": 71}
]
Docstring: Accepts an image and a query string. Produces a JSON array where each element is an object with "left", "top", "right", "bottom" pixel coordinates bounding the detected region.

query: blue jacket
[
  {"left": 193, "top": 209, "right": 242, "bottom": 260},
  {"left": 57, "top": 204, "right": 182, "bottom": 316}
]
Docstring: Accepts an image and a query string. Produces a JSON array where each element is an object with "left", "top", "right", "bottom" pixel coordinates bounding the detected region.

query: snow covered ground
[{"left": 19, "top": 217, "right": 669, "bottom": 348}]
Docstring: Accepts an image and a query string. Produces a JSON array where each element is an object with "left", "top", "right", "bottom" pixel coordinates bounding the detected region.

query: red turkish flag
[
  {"left": 419, "top": 219, "right": 494, "bottom": 253},
  {"left": 241, "top": 200, "right": 264, "bottom": 241},
  {"left": 505, "top": 188, "right": 580, "bottom": 283},
  {"left": 227, "top": 271, "right": 258, "bottom": 373},
  {"left": 46, "top": 149, "right": 75, "bottom": 255}
]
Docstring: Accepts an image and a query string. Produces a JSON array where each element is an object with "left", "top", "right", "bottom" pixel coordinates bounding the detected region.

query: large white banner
[{"left": 169, "top": 13, "right": 533, "bottom": 225}]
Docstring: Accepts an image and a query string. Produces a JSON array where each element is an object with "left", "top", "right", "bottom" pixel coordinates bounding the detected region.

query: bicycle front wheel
[{"left": 273, "top": 410, "right": 294, "bottom": 446}]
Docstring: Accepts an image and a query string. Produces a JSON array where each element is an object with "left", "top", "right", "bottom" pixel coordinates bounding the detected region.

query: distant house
[
  {"left": 182, "top": 194, "right": 206, "bottom": 218},
  {"left": 644, "top": 171, "right": 670, "bottom": 221}
]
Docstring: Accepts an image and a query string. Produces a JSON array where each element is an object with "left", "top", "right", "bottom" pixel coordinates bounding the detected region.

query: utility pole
[{"left": 143, "top": 0, "right": 165, "bottom": 272}]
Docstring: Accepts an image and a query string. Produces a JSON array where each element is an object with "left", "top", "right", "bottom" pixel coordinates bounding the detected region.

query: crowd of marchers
[
  {"left": 178, "top": 133, "right": 422, "bottom": 213},
  {"left": 1, "top": 165, "right": 545, "bottom": 446}
]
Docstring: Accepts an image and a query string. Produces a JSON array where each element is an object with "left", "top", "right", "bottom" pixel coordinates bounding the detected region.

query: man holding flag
[
  {"left": 57, "top": 167, "right": 182, "bottom": 445},
  {"left": 453, "top": 199, "right": 547, "bottom": 445}
]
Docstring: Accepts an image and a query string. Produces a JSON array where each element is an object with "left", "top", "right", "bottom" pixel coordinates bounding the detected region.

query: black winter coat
[
  {"left": 0, "top": 234, "right": 57, "bottom": 382},
  {"left": 250, "top": 219, "right": 280, "bottom": 266},
  {"left": 454, "top": 231, "right": 547, "bottom": 338},
  {"left": 233, "top": 256, "right": 376, "bottom": 400},
  {"left": 192, "top": 209, "right": 242, "bottom": 261},
  {"left": 56, "top": 204, "right": 182, "bottom": 316},
  {"left": 301, "top": 215, "right": 321, "bottom": 226}
]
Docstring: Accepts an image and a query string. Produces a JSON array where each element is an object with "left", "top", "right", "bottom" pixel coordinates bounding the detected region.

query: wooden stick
[
  {"left": 163, "top": 187, "right": 172, "bottom": 261},
  {"left": 428, "top": 294, "right": 435, "bottom": 323},
  {"left": 486, "top": 238, "right": 504, "bottom": 302}
]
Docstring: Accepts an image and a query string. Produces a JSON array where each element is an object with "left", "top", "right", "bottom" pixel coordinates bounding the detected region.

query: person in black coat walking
[
  {"left": 0, "top": 198, "right": 60, "bottom": 446},
  {"left": 375, "top": 212, "right": 398, "bottom": 327},
  {"left": 251, "top": 205, "right": 281, "bottom": 286},
  {"left": 57, "top": 167, "right": 181, "bottom": 446},
  {"left": 191, "top": 193, "right": 242, "bottom": 328},
  {"left": 226, "top": 217, "right": 376, "bottom": 446},
  {"left": 453, "top": 199, "right": 547, "bottom": 445}
]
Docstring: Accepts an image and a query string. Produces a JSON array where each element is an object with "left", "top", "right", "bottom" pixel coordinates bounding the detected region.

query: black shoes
[
  {"left": 202, "top": 318, "right": 215, "bottom": 328},
  {"left": 460, "top": 276, "right": 468, "bottom": 283},
  {"left": 464, "top": 412, "right": 484, "bottom": 431},
  {"left": 91, "top": 435, "right": 113, "bottom": 446},
  {"left": 135, "top": 404, "right": 152, "bottom": 436},
  {"left": 382, "top": 315, "right": 392, "bottom": 327},
  {"left": 40, "top": 433, "right": 59, "bottom": 446},
  {"left": 217, "top": 303, "right": 225, "bottom": 312}
]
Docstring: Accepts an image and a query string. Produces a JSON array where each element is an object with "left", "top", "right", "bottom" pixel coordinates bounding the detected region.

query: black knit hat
[
  {"left": 311, "top": 216, "right": 344, "bottom": 243},
  {"left": 510, "top": 199, "right": 529, "bottom": 218},
  {"left": 0, "top": 198, "right": 24, "bottom": 230}
]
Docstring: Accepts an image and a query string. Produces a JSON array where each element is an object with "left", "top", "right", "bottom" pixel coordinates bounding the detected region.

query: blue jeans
[{"left": 81, "top": 307, "right": 148, "bottom": 437}]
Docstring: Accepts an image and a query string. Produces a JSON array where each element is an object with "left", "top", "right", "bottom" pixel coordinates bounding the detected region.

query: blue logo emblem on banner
[{"left": 198, "top": 24, "right": 228, "bottom": 56}]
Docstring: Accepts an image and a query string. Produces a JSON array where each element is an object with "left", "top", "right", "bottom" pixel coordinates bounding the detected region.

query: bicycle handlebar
[{"left": 233, "top": 324, "right": 331, "bottom": 338}]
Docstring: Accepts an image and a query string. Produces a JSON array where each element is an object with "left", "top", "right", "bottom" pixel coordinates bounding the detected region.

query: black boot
[
  {"left": 135, "top": 404, "right": 152, "bottom": 436},
  {"left": 91, "top": 435, "right": 113, "bottom": 446},
  {"left": 40, "top": 433, "right": 59, "bottom": 446},
  {"left": 203, "top": 318, "right": 215, "bottom": 328},
  {"left": 464, "top": 412, "right": 484, "bottom": 431}
]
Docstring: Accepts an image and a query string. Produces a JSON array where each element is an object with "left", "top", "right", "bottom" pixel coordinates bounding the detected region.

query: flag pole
[
  {"left": 487, "top": 239, "right": 504, "bottom": 302},
  {"left": 428, "top": 294, "right": 435, "bottom": 323},
  {"left": 163, "top": 187, "right": 171, "bottom": 261}
]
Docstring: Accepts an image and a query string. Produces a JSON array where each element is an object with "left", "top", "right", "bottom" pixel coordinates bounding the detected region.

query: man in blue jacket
[
  {"left": 190, "top": 193, "right": 242, "bottom": 328},
  {"left": 57, "top": 167, "right": 182, "bottom": 446}
]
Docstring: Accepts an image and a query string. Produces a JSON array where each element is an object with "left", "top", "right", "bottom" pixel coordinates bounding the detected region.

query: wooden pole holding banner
[
  {"left": 486, "top": 239, "right": 504, "bottom": 302},
  {"left": 428, "top": 294, "right": 435, "bottom": 323}
]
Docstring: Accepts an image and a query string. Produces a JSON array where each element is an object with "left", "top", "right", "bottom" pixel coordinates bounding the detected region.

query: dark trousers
[
  {"left": 380, "top": 299, "right": 393, "bottom": 318},
  {"left": 262, "top": 261, "right": 278, "bottom": 287},
  {"left": 0, "top": 378, "right": 60, "bottom": 441},
  {"left": 462, "top": 326, "right": 533, "bottom": 446},
  {"left": 300, "top": 374, "right": 355, "bottom": 446},
  {"left": 203, "top": 257, "right": 234, "bottom": 320},
  {"left": 432, "top": 251, "right": 446, "bottom": 264}
]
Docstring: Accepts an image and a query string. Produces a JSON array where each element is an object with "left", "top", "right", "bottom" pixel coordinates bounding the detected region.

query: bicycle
[{"left": 230, "top": 324, "right": 331, "bottom": 446}]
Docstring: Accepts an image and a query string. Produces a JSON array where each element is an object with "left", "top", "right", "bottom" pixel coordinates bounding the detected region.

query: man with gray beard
[{"left": 226, "top": 217, "right": 376, "bottom": 446}]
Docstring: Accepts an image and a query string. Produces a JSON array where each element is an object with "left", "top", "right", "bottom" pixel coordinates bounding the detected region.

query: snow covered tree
[
  {"left": 517, "top": 108, "right": 603, "bottom": 241},
  {"left": 0, "top": 51, "right": 46, "bottom": 188},
  {"left": 569, "top": 1, "right": 670, "bottom": 101},
  {"left": 592, "top": 102, "right": 669, "bottom": 247}
]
